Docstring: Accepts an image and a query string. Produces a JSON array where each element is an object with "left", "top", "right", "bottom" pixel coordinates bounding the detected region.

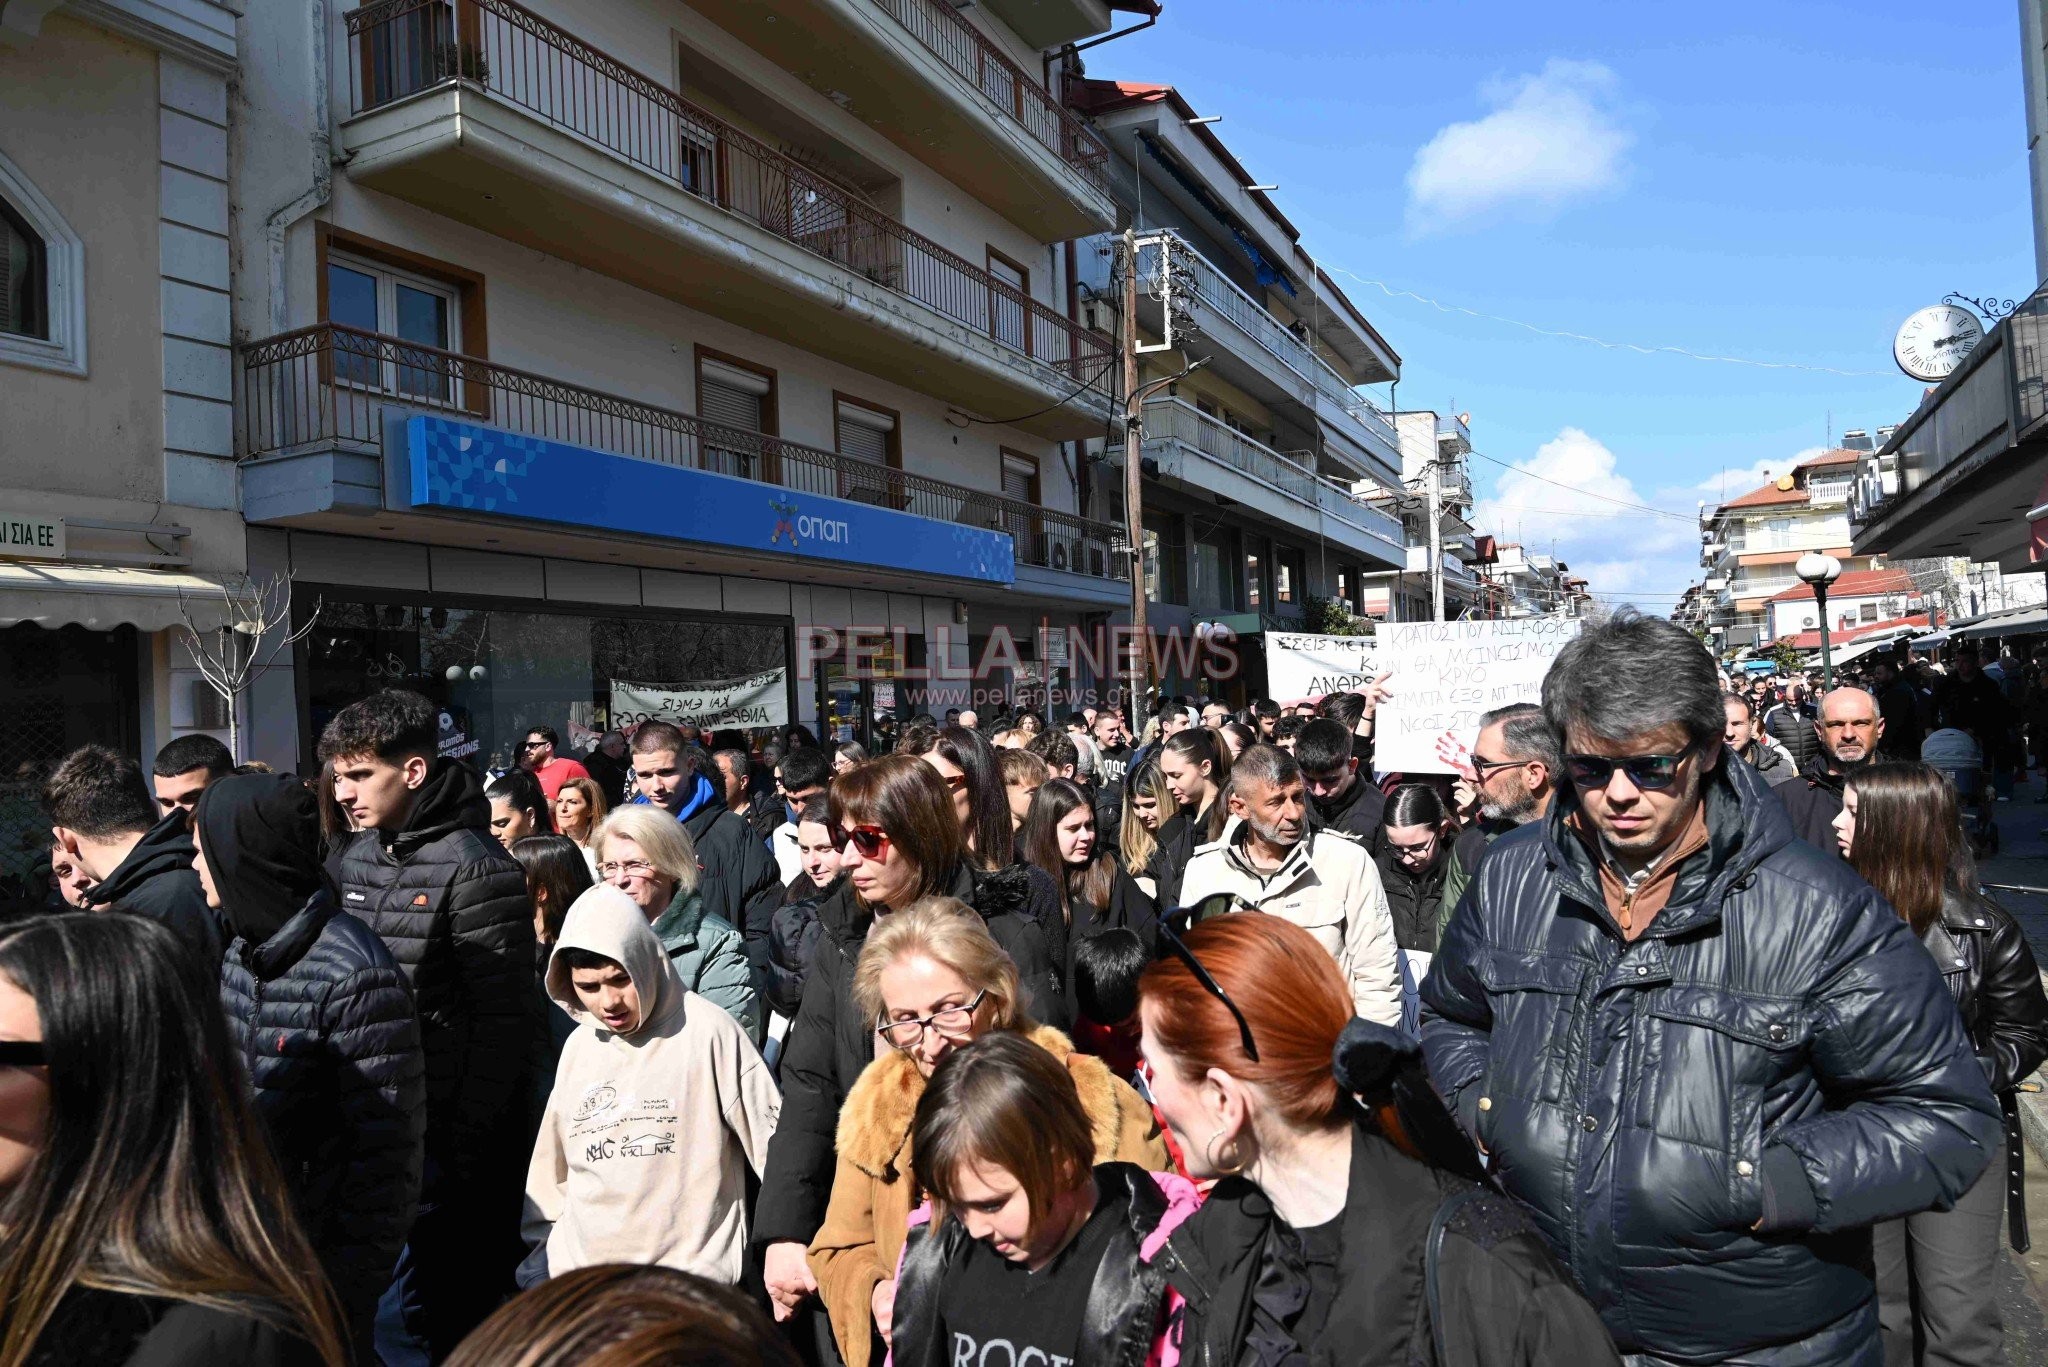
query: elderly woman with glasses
[
  {"left": 805, "top": 899, "right": 1162, "bottom": 1367},
  {"left": 755, "top": 755, "right": 1065, "bottom": 1331},
  {"left": 591, "top": 805, "right": 760, "bottom": 1042}
]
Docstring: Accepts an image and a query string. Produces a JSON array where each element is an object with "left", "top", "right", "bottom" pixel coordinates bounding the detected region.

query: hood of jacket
[
  {"left": 835, "top": 1024, "right": 1129, "bottom": 1181},
  {"left": 193, "top": 772, "right": 329, "bottom": 944},
  {"left": 388, "top": 757, "right": 492, "bottom": 859},
  {"left": 84, "top": 806, "right": 199, "bottom": 907},
  {"left": 632, "top": 770, "right": 720, "bottom": 827},
  {"left": 1742, "top": 740, "right": 1791, "bottom": 775},
  {"left": 546, "top": 883, "right": 684, "bottom": 1038}
]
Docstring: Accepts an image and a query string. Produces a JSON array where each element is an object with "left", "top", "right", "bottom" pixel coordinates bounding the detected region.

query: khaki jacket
[
  {"left": 806, "top": 1024, "right": 1166, "bottom": 1367},
  {"left": 1178, "top": 826, "right": 1403, "bottom": 1026}
]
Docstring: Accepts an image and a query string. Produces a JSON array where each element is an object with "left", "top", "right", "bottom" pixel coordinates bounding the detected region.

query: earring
[{"left": 1204, "top": 1128, "right": 1247, "bottom": 1177}]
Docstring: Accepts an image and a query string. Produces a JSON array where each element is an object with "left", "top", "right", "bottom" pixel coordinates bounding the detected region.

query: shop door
[{"left": 0, "top": 624, "right": 139, "bottom": 915}]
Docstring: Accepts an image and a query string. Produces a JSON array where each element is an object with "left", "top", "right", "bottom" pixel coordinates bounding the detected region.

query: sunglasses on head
[
  {"left": 830, "top": 824, "right": 891, "bottom": 859},
  {"left": 1564, "top": 748, "right": 1693, "bottom": 792},
  {"left": 0, "top": 1040, "right": 46, "bottom": 1067},
  {"left": 1156, "top": 911, "right": 1259, "bottom": 1063}
]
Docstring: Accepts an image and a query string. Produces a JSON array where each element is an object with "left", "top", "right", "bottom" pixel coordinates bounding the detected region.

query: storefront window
[{"left": 301, "top": 594, "right": 790, "bottom": 772}]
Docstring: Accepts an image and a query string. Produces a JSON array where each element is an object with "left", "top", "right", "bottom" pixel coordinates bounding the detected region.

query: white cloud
[
  {"left": 1405, "top": 60, "right": 1632, "bottom": 235},
  {"left": 1691, "top": 447, "right": 1830, "bottom": 501},
  {"left": 1472, "top": 427, "right": 1694, "bottom": 609}
]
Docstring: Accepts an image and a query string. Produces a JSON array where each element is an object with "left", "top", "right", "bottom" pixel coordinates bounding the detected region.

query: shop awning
[
  {"left": 1954, "top": 607, "right": 2048, "bottom": 639},
  {"left": 0, "top": 564, "right": 242, "bottom": 632}
]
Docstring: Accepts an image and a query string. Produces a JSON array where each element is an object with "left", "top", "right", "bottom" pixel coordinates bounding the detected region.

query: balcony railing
[
  {"left": 870, "top": 0, "right": 1110, "bottom": 194},
  {"left": 344, "top": 0, "right": 1114, "bottom": 391},
  {"left": 1134, "top": 231, "right": 1397, "bottom": 452},
  {"left": 1141, "top": 398, "right": 1401, "bottom": 547},
  {"left": 239, "top": 324, "right": 1124, "bottom": 580}
]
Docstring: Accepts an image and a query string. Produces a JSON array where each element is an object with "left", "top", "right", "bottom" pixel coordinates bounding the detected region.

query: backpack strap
[{"left": 1425, "top": 1186, "right": 1491, "bottom": 1366}]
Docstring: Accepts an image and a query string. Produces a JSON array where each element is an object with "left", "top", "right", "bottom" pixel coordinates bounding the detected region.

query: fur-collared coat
[{"left": 805, "top": 1024, "right": 1166, "bottom": 1367}]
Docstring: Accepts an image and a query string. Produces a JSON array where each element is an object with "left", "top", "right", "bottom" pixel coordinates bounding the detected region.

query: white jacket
[{"left": 1177, "top": 827, "right": 1403, "bottom": 1026}]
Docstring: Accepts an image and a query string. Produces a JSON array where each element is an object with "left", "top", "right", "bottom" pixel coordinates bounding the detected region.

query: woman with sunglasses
[
  {"left": 591, "top": 805, "right": 760, "bottom": 1044},
  {"left": 0, "top": 913, "right": 348, "bottom": 1366},
  {"left": 807, "top": 899, "right": 1163, "bottom": 1367},
  {"left": 1834, "top": 762, "right": 2048, "bottom": 1366},
  {"left": 757, "top": 756, "right": 1065, "bottom": 1331},
  {"left": 1140, "top": 913, "right": 1618, "bottom": 1367}
]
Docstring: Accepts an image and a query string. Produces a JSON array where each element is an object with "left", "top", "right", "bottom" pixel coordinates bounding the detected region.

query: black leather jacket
[
  {"left": 1419, "top": 757, "right": 2001, "bottom": 1364},
  {"left": 1925, "top": 892, "right": 2048, "bottom": 1095}
]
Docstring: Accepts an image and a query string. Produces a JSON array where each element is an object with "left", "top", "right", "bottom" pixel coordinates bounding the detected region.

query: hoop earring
[{"left": 1204, "top": 1128, "right": 1247, "bottom": 1177}]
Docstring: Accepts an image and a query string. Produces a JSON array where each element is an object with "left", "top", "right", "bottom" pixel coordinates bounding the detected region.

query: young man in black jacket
[
  {"left": 1296, "top": 718, "right": 1385, "bottom": 841},
  {"left": 46, "top": 743, "right": 223, "bottom": 969},
  {"left": 321, "top": 688, "right": 540, "bottom": 1360},
  {"left": 194, "top": 771, "right": 424, "bottom": 1360}
]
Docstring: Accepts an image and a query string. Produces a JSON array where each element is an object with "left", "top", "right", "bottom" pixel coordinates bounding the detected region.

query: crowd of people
[{"left": 3, "top": 611, "right": 2044, "bottom": 1366}]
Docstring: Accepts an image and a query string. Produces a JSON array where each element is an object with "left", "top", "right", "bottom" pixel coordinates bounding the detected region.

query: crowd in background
[{"left": 4, "top": 613, "right": 2045, "bottom": 1366}]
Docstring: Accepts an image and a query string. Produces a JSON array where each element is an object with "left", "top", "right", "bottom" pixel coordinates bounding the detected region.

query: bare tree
[{"left": 177, "top": 573, "right": 321, "bottom": 761}]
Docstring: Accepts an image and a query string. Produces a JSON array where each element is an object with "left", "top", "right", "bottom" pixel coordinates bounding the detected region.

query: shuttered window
[
  {"left": 987, "top": 250, "right": 1028, "bottom": 352},
  {"left": 836, "top": 399, "right": 896, "bottom": 505},
  {"left": 699, "top": 357, "right": 772, "bottom": 479}
]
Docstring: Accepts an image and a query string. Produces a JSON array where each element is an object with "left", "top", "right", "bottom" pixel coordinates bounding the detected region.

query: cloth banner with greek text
[{"left": 610, "top": 670, "right": 789, "bottom": 731}]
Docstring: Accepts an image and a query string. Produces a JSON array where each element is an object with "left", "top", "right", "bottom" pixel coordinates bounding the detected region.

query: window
[
  {"left": 1000, "top": 451, "right": 1041, "bottom": 559},
  {"left": 696, "top": 351, "right": 777, "bottom": 481},
  {"left": 1143, "top": 510, "right": 1185, "bottom": 605},
  {"left": 1859, "top": 602, "right": 1878, "bottom": 623},
  {"left": 1191, "top": 525, "right": 1237, "bottom": 613},
  {"left": 0, "top": 149, "right": 84, "bottom": 376},
  {"left": 986, "top": 247, "right": 1029, "bottom": 353},
  {"left": 1245, "top": 546, "right": 1264, "bottom": 610},
  {"left": 1274, "top": 549, "right": 1303, "bottom": 605},
  {"left": 326, "top": 253, "right": 460, "bottom": 400},
  {"left": 834, "top": 395, "right": 900, "bottom": 506}
]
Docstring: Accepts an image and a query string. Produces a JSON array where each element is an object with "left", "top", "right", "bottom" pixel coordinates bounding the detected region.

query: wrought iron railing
[
  {"left": 344, "top": 0, "right": 1114, "bottom": 392},
  {"left": 869, "top": 0, "right": 1110, "bottom": 193},
  {"left": 239, "top": 324, "right": 1124, "bottom": 580}
]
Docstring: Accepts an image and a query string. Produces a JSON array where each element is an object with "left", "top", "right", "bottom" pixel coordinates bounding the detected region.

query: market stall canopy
[
  {"left": 0, "top": 564, "right": 245, "bottom": 633},
  {"left": 1953, "top": 606, "right": 2048, "bottom": 639}
]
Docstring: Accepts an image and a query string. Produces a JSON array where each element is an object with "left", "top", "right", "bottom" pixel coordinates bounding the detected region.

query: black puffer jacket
[
  {"left": 753, "top": 862, "right": 1062, "bottom": 1246},
  {"left": 220, "top": 890, "right": 424, "bottom": 1326},
  {"left": 1419, "top": 757, "right": 2001, "bottom": 1364},
  {"left": 82, "top": 809, "right": 223, "bottom": 971},
  {"left": 1372, "top": 842, "right": 1447, "bottom": 954},
  {"left": 337, "top": 758, "right": 539, "bottom": 1180},
  {"left": 765, "top": 873, "right": 834, "bottom": 1022}
]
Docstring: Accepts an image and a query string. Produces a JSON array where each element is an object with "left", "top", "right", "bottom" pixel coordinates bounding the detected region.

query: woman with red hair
[{"left": 1139, "top": 913, "right": 1616, "bottom": 1366}]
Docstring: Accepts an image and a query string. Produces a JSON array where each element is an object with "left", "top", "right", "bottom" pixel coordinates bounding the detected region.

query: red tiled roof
[
  {"left": 1767, "top": 568, "right": 1914, "bottom": 603},
  {"left": 1797, "top": 449, "right": 1862, "bottom": 470},
  {"left": 1721, "top": 482, "right": 1807, "bottom": 510},
  {"left": 1777, "top": 613, "right": 1935, "bottom": 651}
]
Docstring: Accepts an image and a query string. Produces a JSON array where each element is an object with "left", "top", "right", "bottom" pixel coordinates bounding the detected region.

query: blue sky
[{"left": 1089, "top": 0, "right": 2037, "bottom": 607}]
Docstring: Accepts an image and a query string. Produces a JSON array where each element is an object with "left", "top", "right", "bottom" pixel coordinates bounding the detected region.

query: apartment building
[
  {"left": 229, "top": 0, "right": 1143, "bottom": 767},
  {"left": 0, "top": 0, "right": 241, "bottom": 909},
  {"left": 1066, "top": 78, "right": 1410, "bottom": 695},
  {"left": 1482, "top": 542, "right": 1585, "bottom": 618},
  {"left": 1363, "top": 408, "right": 1488, "bottom": 621},
  {"left": 1699, "top": 449, "right": 1878, "bottom": 650}
]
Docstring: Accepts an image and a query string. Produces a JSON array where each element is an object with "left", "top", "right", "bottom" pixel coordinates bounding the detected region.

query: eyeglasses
[
  {"left": 598, "top": 858, "right": 656, "bottom": 881},
  {"left": 1468, "top": 753, "right": 1523, "bottom": 779},
  {"left": 831, "top": 824, "right": 891, "bottom": 860},
  {"left": 1156, "top": 915, "right": 1259, "bottom": 1062},
  {"left": 1388, "top": 833, "right": 1439, "bottom": 860},
  {"left": 1563, "top": 749, "right": 1693, "bottom": 793},
  {"left": 876, "top": 989, "right": 988, "bottom": 1049},
  {"left": 522, "top": 740, "right": 548, "bottom": 751},
  {"left": 0, "top": 1040, "right": 46, "bottom": 1066}
]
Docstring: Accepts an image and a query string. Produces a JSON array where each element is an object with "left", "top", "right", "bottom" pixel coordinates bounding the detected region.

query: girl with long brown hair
[
  {"left": 1138, "top": 912, "right": 1616, "bottom": 1366},
  {"left": 1019, "top": 779, "right": 1158, "bottom": 994},
  {"left": 1155, "top": 727, "right": 1232, "bottom": 909},
  {"left": 0, "top": 913, "right": 346, "bottom": 1367},
  {"left": 1837, "top": 762, "right": 2048, "bottom": 1365}
]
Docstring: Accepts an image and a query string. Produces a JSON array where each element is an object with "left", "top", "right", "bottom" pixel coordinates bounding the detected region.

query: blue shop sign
[{"left": 403, "top": 415, "right": 1015, "bottom": 584}]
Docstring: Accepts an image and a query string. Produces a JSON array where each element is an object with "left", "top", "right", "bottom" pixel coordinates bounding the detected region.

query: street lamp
[{"left": 1796, "top": 551, "right": 1843, "bottom": 691}]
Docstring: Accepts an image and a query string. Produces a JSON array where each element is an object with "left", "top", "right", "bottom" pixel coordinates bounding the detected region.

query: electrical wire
[
  {"left": 954, "top": 356, "right": 1119, "bottom": 427},
  {"left": 1462, "top": 447, "right": 1698, "bottom": 521}
]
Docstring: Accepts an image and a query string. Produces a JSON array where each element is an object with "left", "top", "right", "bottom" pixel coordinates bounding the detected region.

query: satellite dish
[{"left": 1776, "top": 474, "right": 1796, "bottom": 492}]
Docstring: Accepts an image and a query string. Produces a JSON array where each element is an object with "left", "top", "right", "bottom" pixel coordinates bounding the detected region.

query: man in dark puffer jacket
[
  {"left": 322, "top": 689, "right": 540, "bottom": 1359},
  {"left": 1421, "top": 611, "right": 2000, "bottom": 1365},
  {"left": 197, "top": 772, "right": 424, "bottom": 1360}
]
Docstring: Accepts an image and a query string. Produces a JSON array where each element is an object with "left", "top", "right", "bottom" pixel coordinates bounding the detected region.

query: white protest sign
[
  {"left": 1373, "top": 619, "right": 1580, "bottom": 773},
  {"left": 1265, "top": 632, "right": 1382, "bottom": 701},
  {"left": 610, "top": 668, "right": 789, "bottom": 730}
]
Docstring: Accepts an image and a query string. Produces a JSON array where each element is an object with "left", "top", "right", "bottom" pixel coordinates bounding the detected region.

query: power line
[{"left": 1463, "top": 448, "right": 1698, "bottom": 521}]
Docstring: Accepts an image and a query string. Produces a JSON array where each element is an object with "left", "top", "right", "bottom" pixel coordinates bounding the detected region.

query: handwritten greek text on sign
[
  {"left": 1374, "top": 619, "right": 1581, "bottom": 774},
  {"left": 1265, "top": 632, "right": 1381, "bottom": 701},
  {"left": 610, "top": 670, "right": 789, "bottom": 731},
  {"left": 0, "top": 513, "right": 64, "bottom": 561}
]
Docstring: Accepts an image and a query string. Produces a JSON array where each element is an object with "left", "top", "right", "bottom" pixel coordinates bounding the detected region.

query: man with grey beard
[{"left": 1437, "top": 702, "right": 1560, "bottom": 932}]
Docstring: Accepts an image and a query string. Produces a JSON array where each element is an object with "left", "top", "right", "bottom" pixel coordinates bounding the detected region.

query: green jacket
[
  {"left": 1437, "top": 818, "right": 1516, "bottom": 937},
  {"left": 651, "top": 887, "right": 762, "bottom": 1044}
]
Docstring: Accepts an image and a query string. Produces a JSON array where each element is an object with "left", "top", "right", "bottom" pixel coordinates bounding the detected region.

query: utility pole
[
  {"left": 1121, "top": 228, "right": 1146, "bottom": 716},
  {"left": 1428, "top": 458, "right": 1445, "bottom": 622}
]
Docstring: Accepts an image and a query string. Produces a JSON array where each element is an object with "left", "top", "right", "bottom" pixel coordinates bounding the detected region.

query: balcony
[
  {"left": 1137, "top": 398, "right": 1404, "bottom": 567},
  {"left": 236, "top": 324, "right": 1124, "bottom": 592},
  {"left": 1130, "top": 231, "right": 1401, "bottom": 483},
  {"left": 340, "top": 0, "right": 1115, "bottom": 440},
  {"left": 683, "top": 0, "right": 1115, "bottom": 239}
]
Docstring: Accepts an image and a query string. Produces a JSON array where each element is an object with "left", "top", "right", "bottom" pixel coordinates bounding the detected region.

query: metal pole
[
  {"left": 1428, "top": 458, "right": 1445, "bottom": 622},
  {"left": 1121, "top": 228, "right": 1147, "bottom": 717},
  {"left": 1816, "top": 584, "right": 1834, "bottom": 691}
]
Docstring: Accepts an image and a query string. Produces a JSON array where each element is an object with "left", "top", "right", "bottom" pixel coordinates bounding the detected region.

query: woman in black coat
[
  {"left": 1839, "top": 763, "right": 2048, "bottom": 1367},
  {"left": 756, "top": 755, "right": 1062, "bottom": 1330},
  {"left": 1139, "top": 913, "right": 1618, "bottom": 1367},
  {"left": 1372, "top": 783, "right": 1457, "bottom": 955},
  {"left": 195, "top": 773, "right": 426, "bottom": 1360},
  {"left": 1019, "top": 778, "right": 1158, "bottom": 983}
]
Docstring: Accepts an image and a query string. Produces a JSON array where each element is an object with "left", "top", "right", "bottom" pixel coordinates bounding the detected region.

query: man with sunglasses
[
  {"left": 519, "top": 724, "right": 589, "bottom": 803},
  {"left": 1420, "top": 610, "right": 1999, "bottom": 1366},
  {"left": 1435, "top": 703, "right": 1560, "bottom": 934}
]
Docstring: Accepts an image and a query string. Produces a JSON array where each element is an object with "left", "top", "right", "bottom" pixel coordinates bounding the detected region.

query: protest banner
[
  {"left": 610, "top": 668, "right": 789, "bottom": 730},
  {"left": 1372, "top": 619, "right": 1581, "bottom": 773},
  {"left": 1264, "top": 632, "right": 1382, "bottom": 700}
]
